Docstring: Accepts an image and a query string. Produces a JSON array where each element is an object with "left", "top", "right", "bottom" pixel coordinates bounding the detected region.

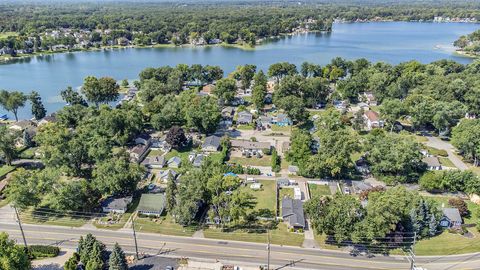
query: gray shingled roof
[
  {"left": 202, "top": 135, "right": 221, "bottom": 150},
  {"left": 281, "top": 198, "right": 305, "bottom": 228},
  {"left": 442, "top": 208, "right": 462, "bottom": 223}
]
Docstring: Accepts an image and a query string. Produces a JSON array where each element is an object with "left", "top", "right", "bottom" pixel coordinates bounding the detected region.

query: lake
[{"left": 0, "top": 22, "right": 479, "bottom": 119}]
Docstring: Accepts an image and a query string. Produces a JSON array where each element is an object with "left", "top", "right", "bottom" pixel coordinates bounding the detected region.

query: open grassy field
[
  {"left": 308, "top": 184, "right": 331, "bottom": 197},
  {"left": 424, "top": 146, "right": 448, "bottom": 157},
  {"left": 271, "top": 125, "right": 292, "bottom": 132},
  {"left": 0, "top": 32, "right": 18, "bottom": 39},
  {"left": 229, "top": 155, "right": 272, "bottom": 167},
  {"left": 19, "top": 209, "right": 89, "bottom": 227},
  {"left": 412, "top": 229, "right": 480, "bottom": 255},
  {"left": 240, "top": 180, "right": 276, "bottom": 212},
  {"left": 279, "top": 187, "right": 294, "bottom": 199},
  {"left": 146, "top": 149, "right": 164, "bottom": 158},
  {"left": 204, "top": 223, "right": 304, "bottom": 246},
  {"left": 135, "top": 213, "right": 196, "bottom": 237}
]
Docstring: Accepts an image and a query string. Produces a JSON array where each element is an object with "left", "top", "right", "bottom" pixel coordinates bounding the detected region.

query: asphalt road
[{"left": 1, "top": 223, "right": 480, "bottom": 270}]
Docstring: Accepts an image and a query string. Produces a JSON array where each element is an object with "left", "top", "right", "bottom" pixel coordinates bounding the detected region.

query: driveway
[{"left": 423, "top": 136, "right": 468, "bottom": 170}]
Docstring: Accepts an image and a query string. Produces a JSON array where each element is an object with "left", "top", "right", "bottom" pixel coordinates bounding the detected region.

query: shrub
[
  {"left": 426, "top": 147, "right": 448, "bottom": 157},
  {"left": 448, "top": 198, "right": 469, "bottom": 217},
  {"left": 28, "top": 245, "right": 60, "bottom": 259}
]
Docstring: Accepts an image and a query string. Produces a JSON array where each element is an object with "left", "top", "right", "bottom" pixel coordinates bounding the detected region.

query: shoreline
[{"left": 454, "top": 50, "right": 479, "bottom": 58}]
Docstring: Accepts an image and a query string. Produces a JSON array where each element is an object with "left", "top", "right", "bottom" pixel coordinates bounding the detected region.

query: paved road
[
  {"left": 1, "top": 222, "right": 479, "bottom": 270},
  {"left": 424, "top": 136, "right": 468, "bottom": 170}
]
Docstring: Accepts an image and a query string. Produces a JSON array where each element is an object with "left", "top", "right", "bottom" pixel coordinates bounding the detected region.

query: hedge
[{"left": 28, "top": 245, "right": 60, "bottom": 258}]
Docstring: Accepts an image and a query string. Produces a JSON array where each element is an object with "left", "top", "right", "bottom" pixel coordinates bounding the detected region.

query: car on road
[{"left": 165, "top": 266, "right": 174, "bottom": 270}]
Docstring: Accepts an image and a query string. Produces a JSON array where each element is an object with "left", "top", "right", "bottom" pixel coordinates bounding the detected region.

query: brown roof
[
  {"left": 364, "top": 110, "right": 379, "bottom": 122},
  {"left": 202, "top": 84, "right": 214, "bottom": 94},
  {"left": 231, "top": 140, "right": 271, "bottom": 150}
]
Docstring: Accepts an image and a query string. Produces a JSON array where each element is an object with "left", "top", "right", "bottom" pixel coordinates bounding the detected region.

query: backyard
[
  {"left": 240, "top": 180, "right": 276, "bottom": 213},
  {"left": 229, "top": 155, "right": 272, "bottom": 167},
  {"left": 308, "top": 184, "right": 332, "bottom": 197}
]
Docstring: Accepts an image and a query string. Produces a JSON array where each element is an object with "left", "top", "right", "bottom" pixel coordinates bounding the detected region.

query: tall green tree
[
  {"left": 81, "top": 76, "right": 120, "bottom": 106},
  {"left": 108, "top": 243, "right": 128, "bottom": 270},
  {"left": 251, "top": 70, "right": 268, "bottom": 109},
  {"left": 0, "top": 232, "right": 31, "bottom": 270},
  {"left": 61, "top": 86, "right": 88, "bottom": 106},
  {"left": 0, "top": 90, "right": 27, "bottom": 122},
  {"left": 213, "top": 78, "right": 237, "bottom": 104},
  {"left": 0, "top": 126, "right": 17, "bottom": 165},
  {"left": 28, "top": 91, "right": 46, "bottom": 120},
  {"left": 451, "top": 119, "right": 480, "bottom": 166},
  {"left": 165, "top": 172, "right": 177, "bottom": 212},
  {"left": 271, "top": 148, "right": 281, "bottom": 173}
]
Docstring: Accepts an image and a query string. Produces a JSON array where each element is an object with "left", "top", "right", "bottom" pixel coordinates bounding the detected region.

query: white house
[{"left": 363, "top": 110, "right": 384, "bottom": 130}]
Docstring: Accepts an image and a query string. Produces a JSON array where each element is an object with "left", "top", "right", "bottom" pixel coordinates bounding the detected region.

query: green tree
[
  {"left": 352, "top": 108, "right": 365, "bottom": 131},
  {"left": 61, "top": 86, "right": 88, "bottom": 106},
  {"left": 165, "top": 172, "right": 177, "bottom": 212},
  {"left": 286, "top": 129, "right": 312, "bottom": 170},
  {"left": 92, "top": 152, "right": 144, "bottom": 196},
  {"left": 81, "top": 76, "right": 120, "bottom": 106},
  {"left": 108, "top": 243, "right": 128, "bottom": 270},
  {"left": 185, "top": 96, "right": 221, "bottom": 134},
  {"left": 28, "top": 91, "right": 46, "bottom": 120},
  {"left": 0, "top": 90, "right": 27, "bottom": 122},
  {"left": 0, "top": 126, "right": 18, "bottom": 165},
  {"left": 251, "top": 70, "right": 268, "bottom": 109},
  {"left": 64, "top": 253, "right": 80, "bottom": 270},
  {"left": 121, "top": 79, "right": 129, "bottom": 88},
  {"left": 233, "top": 64, "right": 256, "bottom": 90},
  {"left": 451, "top": 119, "right": 480, "bottom": 166},
  {"left": 271, "top": 148, "right": 281, "bottom": 173},
  {"left": 268, "top": 62, "right": 297, "bottom": 82},
  {"left": 0, "top": 232, "right": 31, "bottom": 270},
  {"left": 379, "top": 99, "right": 405, "bottom": 131},
  {"left": 213, "top": 78, "right": 237, "bottom": 104}
]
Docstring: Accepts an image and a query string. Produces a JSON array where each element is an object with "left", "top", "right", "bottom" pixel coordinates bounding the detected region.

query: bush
[
  {"left": 426, "top": 147, "right": 448, "bottom": 157},
  {"left": 245, "top": 167, "right": 261, "bottom": 175},
  {"left": 448, "top": 197, "right": 469, "bottom": 217},
  {"left": 28, "top": 245, "right": 60, "bottom": 259}
]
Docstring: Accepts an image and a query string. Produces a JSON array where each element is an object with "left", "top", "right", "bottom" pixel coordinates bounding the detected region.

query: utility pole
[
  {"left": 131, "top": 212, "right": 139, "bottom": 260},
  {"left": 266, "top": 229, "right": 271, "bottom": 270},
  {"left": 13, "top": 206, "right": 28, "bottom": 247}
]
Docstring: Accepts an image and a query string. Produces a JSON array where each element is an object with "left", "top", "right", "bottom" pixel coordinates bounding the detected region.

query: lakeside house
[
  {"left": 167, "top": 156, "right": 182, "bottom": 168},
  {"left": 440, "top": 208, "right": 462, "bottom": 228},
  {"left": 159, "top": 169, "right": 178, "bottom": 182},
  {"left": 129, "top": 144, "right": 149, "bottom": 163},
  {"left": 230, "top": 139, "right": 271, "bottom": 157},
  {"left": 422, "top": 156, "right": 442, "bottom": 170},
  {"left": 193, "top": 154, "right": 204, "bottom": 167},
  {"left": 141, "top": 155, "right": 166, "bottom": 169},
  {"left": 101, "top": 196, "right": 133, "bottom": 214},
  {"left": 202, "top": 135, "right": 221, "bottom": 152},
  {"left": 281, "top": 198, "right": 305, "bottom": 230},
  {"left": 38, "top": 114, "right": 57, "bottom": 126},
  {"left": 363, "top": 110, "right": 384, "bottom": 130},
  {"left": 135, "top": 133, "right": 152, "bottom": 146},
  {"left": 237, "top": 111, "right": 253, "bottom": 125},
  {"left": 272, "top": 113, "right": 292, "bottom": 126},
  {"left": 363, "top": 92, "right": 378, "bottom": 106},
  {"left": 137, "top": 193, "right": 166, "bottom": 217}
]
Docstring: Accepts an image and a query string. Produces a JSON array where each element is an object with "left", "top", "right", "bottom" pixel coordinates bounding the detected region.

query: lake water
[{"left": 0, "top": 22, "right": 479, "bottom": 119}]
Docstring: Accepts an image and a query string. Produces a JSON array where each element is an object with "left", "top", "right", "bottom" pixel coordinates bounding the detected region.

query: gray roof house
[
  {"left": 141, "top": 155, "right": 166, "bottom": 169},
  {"left": 167, "top": 156, "right": 182, "bottom": 168},
  {"left": 137, "top": 194, "right": 166, "bottom": 217},
  {"left": 281, "top": 198, "right": 305, "bottom": 229},
  {"left": 202, "top": 135, "right": 221, "bottom": 152},
  {"left": 193, "top": 154, "right": 204, "bottom": 167},
  {"left": 288, "top": 165, "right": 299, "bottom": 175},
  {"left": 423, "top": 156, "right": 442, "bottom": 170},
  {"left": 159, "top": 169, "right": 178, "bottom": 182},
  {"left": 440, "top": 208, "right": 462, "bottom": 228},
  {"left": 129, "top": 144, "right": 149, "bottom": 163},
  {"left": 101, "top": 196, "right": 133, "bottom": 214},
  {"left": 237, "top": 111, "right": 253, "bottom": 124},
  {"left": 135, "top": 133, "right": 152, "bottom": 146}
]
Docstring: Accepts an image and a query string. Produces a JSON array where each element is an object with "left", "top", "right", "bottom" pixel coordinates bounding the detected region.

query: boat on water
[{"left": 0, "top": 114, "right": 8, "bottom": 121}]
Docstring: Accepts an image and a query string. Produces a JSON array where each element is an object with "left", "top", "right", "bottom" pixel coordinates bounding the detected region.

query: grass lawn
[
  {"left": 308, "top": 184, "right": 331, "bottom": 197},
  {"left": 0, "top": 32, "right": 18, "bottom": 39},
  {"left": 135, "top": 213, "right": 196, "bottom": 237},
  {"left": 94, "top": 197, "right": 140, "bottom": 230},
  {"left": 164, "top": 146, "right": 197, "bottom": 167},
  {"left": 0, "top": 165, "right": 15, "bottom": 178},
  {"left": 314, "top": 233, "right": 343, "bottom": 251},
  {"left": 350, "top": 151, "right": 362, "bottom": 162},
  {"left": 271, "top": 125, "right": 292, "bottom": 132},
  {"left": 147, "top": 149, "right": 164, "bottom": 158},
  {"left": 279, "top": 187, "right": 294, "bottom": 199},
  {"left": 424, "top": 146, "right": 448, "bottom": 157},
  {"left": 439, "top": 157, "right": 456, "bottom": 168},
  {"left": 425, "top": 195, "right": 479, "bottom": 224},
  {"left": 241, "top": 180, "right": 276, "bottom": 212},
  {"left": 204, "top": 223, "right": 304, "bottom": 246},
  {"left": 19, "top": 209, "right": 88, "bottom": 227},
  {"left": 236, "top": 124, "right": 254, "bottom": 130},
  {"left": 411, "top": 228, "right": 480, "bottom": 256},
  {"left": 18, "top": 147, "right": 38, "bottom": 159},
  {"left": 229, "top": 156, "right": 272, "bottom": 167}
]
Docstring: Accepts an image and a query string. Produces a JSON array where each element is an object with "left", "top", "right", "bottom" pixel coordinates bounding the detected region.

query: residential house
[
  {"left": 351, "top": 181, "right": 373, "bottom": 194},
  {"left": 135, "top": 133, "right": 152, "bottom": 146},
  {"left": 202, "top": 135, "right": 221, "bottom": 152},
  {"left": 230, "top": 140, "right": 272, "bottom": 157},
  {"left": 38, "top": 114, "right": 57, "bottom": 126},
  {"left": 288, "top": 165, "right": 299, "bottom": 175},
  {"left": 167, "top": 156, "right": 182, "bottom": 168},
  {"left": 440, "top": 208, "right": 462, "bottom": 228},
  {"left": 237, "top": 111, "right": 253, "bottom": 125},
  {"left": 200, "top": 84, "right": 214, "bottom": 96},
  {"left": 141, "top": 155, "right": 166, "bottom": 169},
  {"left": 272, "top": 114, "right": 292, "bottom": 126},
  {"left": 221, "top": 107, "right": 236, "bottom": 119},
  {"left": 159, "top": 169, "right": 178, "bottom": 182},
  {"left": 423, "top": 156, "right": 442, "bottom": 170},
  {"left": 9, "top": 120, "right": 36, "bottom": 132},
  {"left": 137, "top": 194, "right": 166, "bottom": 217},
  {"left": 277, "top": 178, "right": 290, "bottom": 187},
  {"left": 151, "top": 138, "right": 171, "bottom": 152},
  {"left": 363, "top": 110, "right": 384, "bottom": 130},
  {"left": 101, "top": 196, "right": 133, "bottom": 214},
  {"left": 363, "top": 92, "right": 378, "bottom": 106},
  {"left": 281, "top": 198, "right": 306, "bottom": 230},
  {"left": 193, "top": 154, "right": 204, "bottom": 167},
  {"left": 129, "top": 144, "right": 149, "bottom": 163}
]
